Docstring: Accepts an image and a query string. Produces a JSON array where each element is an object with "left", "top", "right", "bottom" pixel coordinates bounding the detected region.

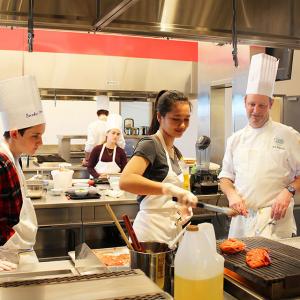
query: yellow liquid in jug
[{"left": 174, "top": 273, "right": 223, "bottom": 300}]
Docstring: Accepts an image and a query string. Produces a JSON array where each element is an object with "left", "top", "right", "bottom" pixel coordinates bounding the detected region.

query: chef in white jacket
[
  {"left": 0, "top": 75, "right": 45, "bottom": 269},
  {"left": 219, "top": 53, "right": 300, "bottom": 239},
  {"left": 83, "top": 96, "right": 125, "bottom": 166}
]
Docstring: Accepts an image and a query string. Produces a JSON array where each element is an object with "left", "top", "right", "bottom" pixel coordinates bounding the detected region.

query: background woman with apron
[
  {"left": 0, "top": 75, "right": 46, "bottom": 269},
  {"left": 87, "top": 114, "right": 127, "bottom": 178},
  {"left": 120, "top": 90, "right": 197, "bottom": 244}
]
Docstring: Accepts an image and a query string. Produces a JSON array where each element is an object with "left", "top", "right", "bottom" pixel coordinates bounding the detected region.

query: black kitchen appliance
[{"left": 190, "top": 136, "right": 219, "bottom": 195}]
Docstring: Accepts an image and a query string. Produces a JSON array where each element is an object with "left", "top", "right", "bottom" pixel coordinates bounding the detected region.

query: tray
[
  {"left": 94, "top": 178, "right": 109, "bottom": 185},
  {"left": 65, "top": 192, "right": 101, "bottom": 200}
]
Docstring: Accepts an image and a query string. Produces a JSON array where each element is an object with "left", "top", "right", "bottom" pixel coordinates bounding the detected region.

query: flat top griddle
[{"left": 217, "top": 237, "right": 300, "bottom": 299}]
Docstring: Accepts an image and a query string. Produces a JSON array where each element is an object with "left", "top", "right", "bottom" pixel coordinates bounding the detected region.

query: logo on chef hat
[{"left": 0, "top": 75, "right": 45, "bottom": 131}]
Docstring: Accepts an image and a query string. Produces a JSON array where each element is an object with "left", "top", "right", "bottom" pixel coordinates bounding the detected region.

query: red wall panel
[{"left": 0, "top": 28, "right": 198, "bottom": 62}]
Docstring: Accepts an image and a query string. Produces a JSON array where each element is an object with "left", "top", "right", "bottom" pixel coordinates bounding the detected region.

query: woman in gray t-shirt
[{"left": 119, "top": 90, "right": 197, "bottom": 243}]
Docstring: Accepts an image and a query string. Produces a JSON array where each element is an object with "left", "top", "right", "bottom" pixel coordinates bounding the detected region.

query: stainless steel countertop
[
  {"left": 33, "top": 190, "right": 138, "bottom": 208},
  {"left": 0, "top": 260, "right": 78, "bottom": 283},
  {"left": 0, "top": 258, "right": 236, "bottom": 300},
  {"left": 32, "top": 189, "right": 226, "bottom": 209}
]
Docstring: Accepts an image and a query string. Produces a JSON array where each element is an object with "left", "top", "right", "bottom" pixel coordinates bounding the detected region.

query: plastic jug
[
  {"left": 51, "top": 165, "right": 74, "bottom": 191},
  {"left": 174, "top": 223, "right": 224, "bottom": 300}
]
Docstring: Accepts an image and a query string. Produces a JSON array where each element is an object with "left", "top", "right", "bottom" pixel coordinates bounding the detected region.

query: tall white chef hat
[
  {"left": 0, "top": 75, "right": 45, "bottom": 131},
  {"left": 246, "top": 53, "right": 279, "bottom": 98},
  {"left": 106, "top": 114, "right": 122, "bottom": 132},
  {"left": 96, "top": 95, "right": 110, "bottom": 111}
]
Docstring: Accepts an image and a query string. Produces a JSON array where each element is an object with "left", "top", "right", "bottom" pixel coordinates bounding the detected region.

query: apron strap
[
  {"left": 112, "top": 146, "right": 117, "bottom": 162},
  {"left": 155, "top": 130, "right": 172, "bottom": 170},
  {"left": 99, "top": 143, "right": 106, "bottom": 161}
]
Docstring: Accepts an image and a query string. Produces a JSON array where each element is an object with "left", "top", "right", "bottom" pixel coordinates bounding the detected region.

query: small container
[
  {"left": 108, "top": 175, "right": 121, "bottom": 191},
  {"left": 26, "top": 180, "right": 44, "bottom": 199},
  {"left": 179, "top": 160, "right": 190, "bottom": 190},
  {"left": 50, "top": 188, "right": 63, "bottom": 196},
  {"left": 174, "top": 223, "right": 224, "bottom": 300}
]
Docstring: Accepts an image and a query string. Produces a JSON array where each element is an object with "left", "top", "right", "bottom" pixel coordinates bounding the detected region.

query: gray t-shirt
[{"left": 133, "top": 136, "right": 181, "bottom": 203}]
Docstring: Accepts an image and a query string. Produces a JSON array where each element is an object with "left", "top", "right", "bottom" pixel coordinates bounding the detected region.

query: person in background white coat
[
  {"left": 219, "top": 53, "right": 300, "bottom": 239},
  {"left": 120, "top": 90, "right": 197, "bottom": 244},
  {"left": 83, "top": 96, "right": 125, "bottom": 166},
  {"left": 0, "top": 75, "right": 46, "bottom": 269}
]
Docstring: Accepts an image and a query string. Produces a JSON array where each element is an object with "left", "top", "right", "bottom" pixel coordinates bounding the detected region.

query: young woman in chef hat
[
  {"left": 120, "top": 90, "right": 197, "bottom": 244},
  {"left": 0, "top": 75, "right": 45, "bottom": 270},
  {"left": 87, "top": 113, "right": 127, "bottom": 178}
]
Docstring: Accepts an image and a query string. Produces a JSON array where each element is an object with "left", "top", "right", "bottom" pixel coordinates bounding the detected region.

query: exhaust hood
[
  {"left": 0, "top": 0, "right": 300, "bottom": 48},
  {"left": 39, "top": 88, "right": 157, "bottom": 102}
]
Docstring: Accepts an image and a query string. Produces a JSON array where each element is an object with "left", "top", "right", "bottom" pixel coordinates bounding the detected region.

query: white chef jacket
[
  {"left": 84, "top": 119, "right": 125, "bottom": 153},
  {"left": 219, "top": 119, "right": 300, "bottom": 238}
]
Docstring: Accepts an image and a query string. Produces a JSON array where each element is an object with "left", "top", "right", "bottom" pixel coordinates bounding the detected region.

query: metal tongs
[
  {"left": 173, "top": 197, "right": 236, "bottom": 216},
  {"left": 196, "top": 201, "right": 237, "bottom": 216},
  {"left": 255, "top": 218, "right": 276, "bottom": 236}
]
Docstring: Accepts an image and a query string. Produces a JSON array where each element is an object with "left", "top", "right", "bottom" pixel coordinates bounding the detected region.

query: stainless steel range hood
[
  {"left": 0, "top": 0, "right": 300, "bottom": 48},
  {"left": 39, "top": 88, "right": 157, "bottom": 101}
]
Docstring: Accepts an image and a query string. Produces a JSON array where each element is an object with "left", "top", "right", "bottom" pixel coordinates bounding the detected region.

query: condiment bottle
[{"left": 174, "top": 223, "right": 224, "bottom": 300}]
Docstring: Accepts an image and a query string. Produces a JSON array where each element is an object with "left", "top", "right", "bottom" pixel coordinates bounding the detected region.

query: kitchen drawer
[
  {"left": 94, "top": 204, "right": 139, "bottom": 222},
  {"left": 35, "top": 207, "right": 81, "bottom": 226}
]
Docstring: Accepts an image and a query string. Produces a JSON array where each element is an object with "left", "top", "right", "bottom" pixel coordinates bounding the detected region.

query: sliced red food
[
  {"left": 220, "top": 238, "right": 246, "bottom": 254},
  {"left": 246, "top": 248, "right": 271, "bottom": 269}
]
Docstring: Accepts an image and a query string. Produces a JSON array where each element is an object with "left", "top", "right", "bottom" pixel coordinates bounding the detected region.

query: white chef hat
[
  {"left": 106, "top": 114, "right": 122, "bottom": 132},
  {"left": 96, "top": 95, "right": 109, "bottom": 111},
  {"left": 246, "top": 53, "right": 279, "bottom": 98},
  {"left": 0, "top": 75, "right": 45, "bottom": 131}
]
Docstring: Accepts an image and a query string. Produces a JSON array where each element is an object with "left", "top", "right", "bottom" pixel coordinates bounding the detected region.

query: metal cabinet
[
  {"left": 34, "top": 203, "right": 139, "bottom": 260},
  {"left": 82, "top": 203, "right": 139, "bottom": 249}
]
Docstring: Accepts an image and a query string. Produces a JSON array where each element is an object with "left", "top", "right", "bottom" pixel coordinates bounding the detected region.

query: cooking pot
[{"left": 129, "top": 242, "right": 174, "bottom": 294}]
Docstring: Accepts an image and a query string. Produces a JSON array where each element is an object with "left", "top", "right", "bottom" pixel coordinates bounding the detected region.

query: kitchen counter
[
  {"left": 0, "top": 252, "right": 237, "bottom": 300},
  {"left": 23, "top": 161, "right": 89, "bottom": 179},
  {"left": 33, "top": 189, "right": 227, "bottom": 209},
  {"left": 0, "top": 263, "right": 171, "bottom": 300},
  {"left": 0, "top": 260, "right": 78, "bottom": 283},
  {"left": 33, "top": 189, "right": 138, "bottom": 209}
]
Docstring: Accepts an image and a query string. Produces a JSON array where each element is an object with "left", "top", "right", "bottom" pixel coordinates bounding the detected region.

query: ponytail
[{"left": 148, "top": 90, "right": 167, "bottom": 135}]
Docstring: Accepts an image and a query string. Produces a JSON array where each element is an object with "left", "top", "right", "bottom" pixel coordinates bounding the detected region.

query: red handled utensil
[{"left": 122, "top": 214, "right": 145, "bottom": 252}]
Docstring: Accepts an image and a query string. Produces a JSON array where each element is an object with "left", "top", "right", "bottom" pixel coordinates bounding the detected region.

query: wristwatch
[{"left": 286, "top": 185, "right": 296, "bottom": 196}]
